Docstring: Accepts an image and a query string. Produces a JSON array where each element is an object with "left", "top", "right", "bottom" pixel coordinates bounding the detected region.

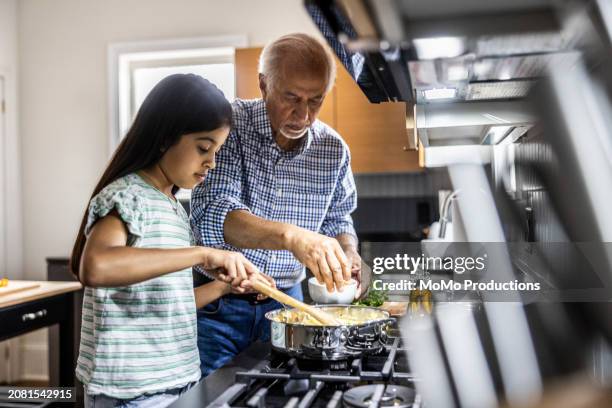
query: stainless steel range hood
[
  {"left": 304, "top": 0, "right": 581, "bottom": 159},
  {"left": 414, "top": 101, "right": 535, "bottom": 147},
  {"left": 305, "top": 3, "right": 612, "bottom": 407},
  {"left": 305, "top": 0, "right": 579, "bottom": 103}
]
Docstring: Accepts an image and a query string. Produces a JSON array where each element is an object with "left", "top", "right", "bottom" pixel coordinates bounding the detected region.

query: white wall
[
  {"left": 17, "top": 0, "right": 319, "bottom": 381},
  {"left": 0, "top": 0, "right": 23, "bottom": 384},
  {"left": 0, "top": 0, "right": 21, "bottom": 280}
]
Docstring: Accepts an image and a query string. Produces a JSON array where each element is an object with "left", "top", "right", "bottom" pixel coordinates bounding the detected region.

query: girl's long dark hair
[{"left": 70, "top": 74, "right": 232, "bottom": 280}]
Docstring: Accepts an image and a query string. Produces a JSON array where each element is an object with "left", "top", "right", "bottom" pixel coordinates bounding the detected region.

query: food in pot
[{"left": 272, "top": 306, "right": 387, "bottom": 326}]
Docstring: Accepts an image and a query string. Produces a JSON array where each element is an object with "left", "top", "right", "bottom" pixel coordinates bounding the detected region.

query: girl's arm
[
  {"left": 194, "top": 280, "right": 231, "bottom": 309},
  {"left": 80, "top": 212, "right": 259, "bottom": 287},
  {"left": 194, "top": 273, "right": 278, "bottom": 309}
]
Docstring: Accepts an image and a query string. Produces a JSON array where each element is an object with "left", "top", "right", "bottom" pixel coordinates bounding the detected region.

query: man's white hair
[{"left": 258, "top": 33, "right": 337, "bottom": 94}]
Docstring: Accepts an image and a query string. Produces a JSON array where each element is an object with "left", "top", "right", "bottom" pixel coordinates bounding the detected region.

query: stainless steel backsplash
[{"left": 512, "top": 129, "right": 611, "bottom": 384}]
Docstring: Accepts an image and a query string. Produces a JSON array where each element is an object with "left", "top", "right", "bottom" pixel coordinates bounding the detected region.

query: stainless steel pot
[{"left": 265, "top": 305, "right": 394, "bottom": 360}]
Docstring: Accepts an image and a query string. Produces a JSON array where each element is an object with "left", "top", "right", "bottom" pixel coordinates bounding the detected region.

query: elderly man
[{"left": 190, "top": 33, "right": 361, "bottom": 376}]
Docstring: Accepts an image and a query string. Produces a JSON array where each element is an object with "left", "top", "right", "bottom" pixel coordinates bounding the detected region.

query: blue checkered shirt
[{"left": 190, "top": 99, "right": 357, "bottom": 288}]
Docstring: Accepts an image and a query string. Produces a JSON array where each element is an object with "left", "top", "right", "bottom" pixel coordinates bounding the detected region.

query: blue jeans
[
  {"left": 84, "top": 382, "right": 193, "bottom": 408},
  {"left": 197, "top": 284, "right": 303, "bottom": 376}
]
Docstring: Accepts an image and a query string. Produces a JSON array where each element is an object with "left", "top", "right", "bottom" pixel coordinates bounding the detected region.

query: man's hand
[
  {"left": 344, "top": 247, "right": 363, "bottom": 296},
  {"left": 199, "top": 248, "right": 260, "bottom": 290},
  {"left": 335, "top": 234, "right": 362, "bottom": 298},
  {"left": 284, "top": 226, "right": 351, "bottom": 292}
]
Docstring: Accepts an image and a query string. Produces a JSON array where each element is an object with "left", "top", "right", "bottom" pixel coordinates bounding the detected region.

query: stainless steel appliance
[
  {"left": 170, "top": 330, "right": 419, "bottom": 408},
  {"left": 265, "top": 305, "right": 392, "bottom": 360},
  {"left": 305, "top": 1, "right": 612, "bottom": 407}
]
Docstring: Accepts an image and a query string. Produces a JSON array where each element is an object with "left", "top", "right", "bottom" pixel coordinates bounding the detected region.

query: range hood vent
[
  {"left": 305, "top": 0, "right": 580, "bottom": 104},
  {"left": 415, "top": 101, "right": 535, "bottom": 147}
]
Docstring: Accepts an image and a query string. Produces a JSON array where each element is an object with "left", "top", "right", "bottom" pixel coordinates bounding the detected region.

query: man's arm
[
  {"left": 192, "top": 129, "right": 351, "bottom": 292},
  {"left": 224, "top": 210, "right": 352, "bottom": 292},
  {"left": 336, "top": 233, "right": 365, "bottom": 295},
  {"left": 223, "top": 210, "right": 292, "bottom": 250}
]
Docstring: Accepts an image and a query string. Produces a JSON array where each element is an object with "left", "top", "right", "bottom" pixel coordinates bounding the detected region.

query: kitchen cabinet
[
  {"left": 0, "top": 281, "right": 81, "bottom": 391},
  {"left": 334, "top": 60, "right": 420, "bottom": 173},
  {"left": 235, "top": 47, "right": 420, "bottom": 173}
]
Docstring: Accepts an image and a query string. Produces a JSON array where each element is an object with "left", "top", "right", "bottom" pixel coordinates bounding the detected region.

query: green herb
[{"left": 352, "top": 287, "right": 388, "bottom": 307}]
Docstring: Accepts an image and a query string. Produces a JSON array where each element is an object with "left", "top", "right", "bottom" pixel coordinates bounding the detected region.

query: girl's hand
[
  {"left": 217, "top": 280, "right": 232, "bottom": 296},
  {"left": 199, "top": 248, "right": 260, "bottom": 289},
  {"left": 232, "top": 272, "right": 276, "bottom": 299},
  {"left": 253, "top": 273, "right": 276, "bottom": 301}
]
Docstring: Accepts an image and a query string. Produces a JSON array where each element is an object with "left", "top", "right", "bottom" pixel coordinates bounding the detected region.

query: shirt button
[
  {"left": 270, "top": 254, "right": 277, "bottom": 261},
  {"left": 276, "top": 188, "right": 282, "bottom": 197}
]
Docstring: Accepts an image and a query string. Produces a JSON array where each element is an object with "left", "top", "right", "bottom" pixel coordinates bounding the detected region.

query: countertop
[{"left": 0, "top": 280, "right": 82, "bottom": 309}]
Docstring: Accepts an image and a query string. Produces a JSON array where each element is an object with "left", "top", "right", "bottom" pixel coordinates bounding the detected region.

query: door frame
[
  {"left": 0, "top": 69, "right": 23, "bottom": 384},
  {"left": 0, "top": 74, "right": 6, "bottom": 385},
  {"left": 107, "top": 34, "right": 247, "bottom": 155}
]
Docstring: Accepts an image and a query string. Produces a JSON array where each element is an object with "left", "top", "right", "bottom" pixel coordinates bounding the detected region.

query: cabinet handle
[{"left": 22, "top": 309, "right": 47, "bottom": 322}]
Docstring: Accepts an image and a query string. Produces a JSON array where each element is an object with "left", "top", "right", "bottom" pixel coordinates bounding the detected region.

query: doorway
[{"left": 0, "top": 75, "right": 9, "bottom": 385}]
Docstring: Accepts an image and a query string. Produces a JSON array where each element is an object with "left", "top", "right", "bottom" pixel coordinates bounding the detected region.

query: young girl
[{"left": 71, "top": 74, "right": 272, "bottom": 407}]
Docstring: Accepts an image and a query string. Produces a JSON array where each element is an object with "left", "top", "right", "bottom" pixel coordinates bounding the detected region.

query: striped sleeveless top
[{"left": 76, "top": 173, "right": 201, "bottom": 398}]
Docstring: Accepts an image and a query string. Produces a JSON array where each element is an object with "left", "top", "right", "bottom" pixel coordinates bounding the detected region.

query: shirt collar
[{"left": 251, "top": 99, "right": 313, "bottom": 157}]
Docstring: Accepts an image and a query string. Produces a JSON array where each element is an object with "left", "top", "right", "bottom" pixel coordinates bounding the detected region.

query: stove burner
[
  {"left": 222, "top": 338, "right": 416, "bottom": 408},
  {"left": 343, "top": 385, "right": 416, "bottom": 408},
  {"left": 295, "top": 357, "right": 350, "bottom": 371},
  {"left": 283, "top": 378, "right": 310, "bottom": 396}
]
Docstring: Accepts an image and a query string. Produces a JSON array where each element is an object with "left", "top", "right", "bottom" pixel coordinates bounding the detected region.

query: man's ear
[{"left": 258, "top": 73, "right": 268, "bottom": 99}]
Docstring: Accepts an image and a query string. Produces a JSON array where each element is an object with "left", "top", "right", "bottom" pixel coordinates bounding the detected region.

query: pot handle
[
  {"left": 353, "top": 317, "right": 396, "bottom": 334},
  {"left": 367, "top": 317, "right": 396, "bottom": 328},
  {"left": 380, "top": 317, "right": 396, "bottom": 342}
]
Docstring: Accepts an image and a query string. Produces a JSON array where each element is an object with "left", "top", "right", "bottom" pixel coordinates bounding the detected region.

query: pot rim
[{"left": 265, "top": 304, "right": 390, "bottom": 328}]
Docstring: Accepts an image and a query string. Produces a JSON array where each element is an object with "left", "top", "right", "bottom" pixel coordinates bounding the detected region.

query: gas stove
[{"left": 170, "top": 335, "right": 420, "bottom": 408}]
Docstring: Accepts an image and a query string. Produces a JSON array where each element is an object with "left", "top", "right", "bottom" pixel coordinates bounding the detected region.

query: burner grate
[{"left": 206, "top": 336, "right": 418, "bottom": 408}]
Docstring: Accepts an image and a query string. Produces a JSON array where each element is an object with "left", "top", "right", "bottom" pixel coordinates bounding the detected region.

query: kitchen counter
[
  {"left": 169, "top": 342, "right": 271, "bottom": 408},
  {"left": 168, "top": 308, "right": 408, "bottom": 407},
  {"left": 0, "top": 280, "right": 81, "bottom": 308},
  {"left": 0, "top": 280, "right": 82, "bottom": 392},
  {"left": 170, "top": 331, "right": 415, "bottom": 407}
]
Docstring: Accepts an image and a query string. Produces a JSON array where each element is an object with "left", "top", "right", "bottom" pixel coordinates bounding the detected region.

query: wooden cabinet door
[
  {"left": 235, "top": 47, "right": 262, "bottom": 100},
  {"left": 235, "top": 47, "right": 335, "bottom": 127},
  {"left": 335, "top": 65, "right": 420, "bottom": 173}
]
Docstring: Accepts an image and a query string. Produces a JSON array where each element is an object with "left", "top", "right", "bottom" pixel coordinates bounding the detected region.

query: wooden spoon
[{"left": 249, "top": 279, "right": 341, "bottom": 326}]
